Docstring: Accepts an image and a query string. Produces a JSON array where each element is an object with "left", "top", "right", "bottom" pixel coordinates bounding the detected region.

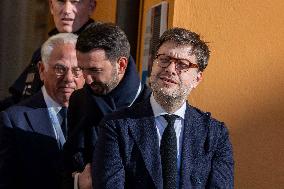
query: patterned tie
[
  {"left": 58, "top": 107, "right": 67, "bottom": 138},
  {"left": 160, "top": 114, "right": 179, "bottom": 189}
]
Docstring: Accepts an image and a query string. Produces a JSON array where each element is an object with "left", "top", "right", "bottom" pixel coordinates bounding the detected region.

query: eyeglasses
[
  {"left": 155, "top": 54, "right": 199, "bottom": 72},
  {"left": 53, "top": 65, "right": 83, "bottom": 78}
]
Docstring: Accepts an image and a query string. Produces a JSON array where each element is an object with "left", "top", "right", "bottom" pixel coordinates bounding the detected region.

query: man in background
[
  {"left": 93, "top": 28, "right": 234, "bottom": 188},
  {"left": 0, "top": 33, "right": 84, "bottom": 189},
  {"left": 63, "top": 22, "right": 151, "bottom": 189},
  {"left": 0, "top": 0, "right": 96, "bottom": 111}
]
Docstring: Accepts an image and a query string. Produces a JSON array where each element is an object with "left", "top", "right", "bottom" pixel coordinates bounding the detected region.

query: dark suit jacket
[
  {"left": 93, "top": 99, "right": 234, "bottom": 189},
  {"left": 0, "top": 91, "right": 63, "bottom": 189},
  {"left": 62, "top": 84, "right": 152, "bottom": 188}
]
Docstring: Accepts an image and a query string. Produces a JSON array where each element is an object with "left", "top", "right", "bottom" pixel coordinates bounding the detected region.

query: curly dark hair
[
  {"left": 155, "top": 28, "right": 210, "bottom": 71},
  {"left": 76, "top": 22, "right": 130, "bottom": 63}
]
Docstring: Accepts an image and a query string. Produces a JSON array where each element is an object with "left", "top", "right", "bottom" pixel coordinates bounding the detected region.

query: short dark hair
[
  {"left": 155, "top": 28, "right": 210, "bottom": 71},
  {"left": 76, "top": 22, "right": 130, "bottom": 62}
]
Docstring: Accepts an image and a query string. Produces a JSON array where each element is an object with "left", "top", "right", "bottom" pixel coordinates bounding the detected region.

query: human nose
[
  {"left": 62, "top": 1, "right": 73, "bottom": 16},
  {"left": 164, "top": 60, "right": 177, "bottom": 74},
  {"left": 63, "top": 68, "right": 75, "bottom": 83}
]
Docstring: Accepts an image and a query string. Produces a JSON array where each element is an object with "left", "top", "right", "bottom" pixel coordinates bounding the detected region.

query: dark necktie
[
  {"left": 160, "top": 114, "right": 179, "bottom": 189},
  {"left": 58, "top": 107, "right": 67, "bottom": 138}
]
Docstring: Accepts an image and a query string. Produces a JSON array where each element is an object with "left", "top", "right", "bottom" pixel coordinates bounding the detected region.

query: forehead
[
  {"left": 77, "top": 49, "right": 109, "bottom": 66},
  {"left": 48, "top": 43, "right": 77, "bottom": 64},
  {"left": 157, "top": 41, "right": 194, "bottom": 57}
]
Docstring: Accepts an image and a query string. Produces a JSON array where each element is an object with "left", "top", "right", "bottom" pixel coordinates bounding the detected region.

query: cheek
[
  {"left": 150, "top": 66, "right": 161, "bottom": 77},
  {"left": 75, "top": 77, "right": 85, "bottom": 89},
  {"left": 182, "top": 75, "right": 198, "bottom": 88},
  {"left": 83, "top": 75, "right": 93, "bottom": 84}
]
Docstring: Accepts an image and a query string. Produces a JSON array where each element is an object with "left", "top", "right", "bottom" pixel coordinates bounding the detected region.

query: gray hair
[{"left": 41, "top": 33, "right": 78, "bottom": 67}]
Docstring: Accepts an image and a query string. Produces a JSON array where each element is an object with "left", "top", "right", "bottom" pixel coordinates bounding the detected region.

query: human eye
[
  {"left": 72, "top": 67, "right": 82, "bottom": 75},
  {"left": 176, "top": 61, "right": 190, "bottom": 70},
  {"left": 72, "top": 67, "right": 82, "bottom": 72},
  {"left": 90, "top": 68, "right": 103, "bottom": 73},
  {"left": 71, "top": 0, "right": 81, "bottom": 4},
  {"left": 158, "top": 55, "right": 170, "bottom": 64},
  {"left": 54, "top": 65, "right": 66, "bottom": 75},
  {"left": 83, "top": 67, "right": 103, "bottom": 75},
  {"left": 57, "top": 0, "right": 65, "bottom": 3}
]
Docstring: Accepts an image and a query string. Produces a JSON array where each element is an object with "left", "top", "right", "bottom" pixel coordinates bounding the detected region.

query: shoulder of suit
[
  {"left": 1, "top": 103, "right": 32, "bottom": 121},
  {"left": 187, "top": 104, "right": 227, "bottom": 129}
]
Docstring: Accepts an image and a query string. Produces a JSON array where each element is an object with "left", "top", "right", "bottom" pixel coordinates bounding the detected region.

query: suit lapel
[
  {"left": 129, "top": 100, "right": 163, "bottom": 188},
  {"left": 179, "top": 105, "right": 202, "bottom": 187},
  {"left": 25, "top": 108, "right": 56, "bottom": 139},
  {"left": 24, "top": 91, "right": 56, "bottom": 139}
]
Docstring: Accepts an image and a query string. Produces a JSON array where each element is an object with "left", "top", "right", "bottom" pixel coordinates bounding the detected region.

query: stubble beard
[
  {"left": 150, "top": 75, "right": 191, "bottom": 113},
  {"left": 91, "top": 66, "right": 120, "bottom": 95}
]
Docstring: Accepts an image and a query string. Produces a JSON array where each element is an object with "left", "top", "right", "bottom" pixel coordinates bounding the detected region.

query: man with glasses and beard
[{"left": 93, "top": 28, "right": 234, "bottom": 189}]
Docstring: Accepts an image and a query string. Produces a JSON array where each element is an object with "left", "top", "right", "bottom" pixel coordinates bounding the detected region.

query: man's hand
[{"left": 73, "top": 163, "right": 93, "bottom": 189}]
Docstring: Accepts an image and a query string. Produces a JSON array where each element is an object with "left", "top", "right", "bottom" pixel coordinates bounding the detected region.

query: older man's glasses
[
  {"left": 155, "top": 54, "right": 199, "bottom": 72},
  {"left": 53, "top": 65, "right": 83, "bottom": 78}
]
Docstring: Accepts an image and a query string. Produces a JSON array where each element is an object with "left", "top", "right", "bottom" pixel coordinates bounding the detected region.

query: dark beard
[{"left": 90, "top": 68, "right": 119, "bottom": 95}]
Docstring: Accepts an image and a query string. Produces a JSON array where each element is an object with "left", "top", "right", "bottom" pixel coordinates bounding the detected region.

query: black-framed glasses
[
  {"left": 155, "top": 54, "right": 199, "bottom": 72},
  {"left": 53, "top": 64, "right": 83, "bottom": 78}
]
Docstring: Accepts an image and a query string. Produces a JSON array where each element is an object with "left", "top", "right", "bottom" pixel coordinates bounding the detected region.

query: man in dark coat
[
  {"left": 0, "top": 33, "right": 84, "bottom": 189},
  {"left": 93, "top": 28, "right": 234, "bottom": 189},
  {"left": 62, "top": 23, "right": 151, "bottom": 188},
  {"left": 0, "top": 0, "right": 96, "bottom": 111}
]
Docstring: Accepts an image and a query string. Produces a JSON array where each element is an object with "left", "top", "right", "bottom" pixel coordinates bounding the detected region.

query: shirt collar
[
  {"left": 150, "top": 93, "right": 186, "bottom": 119},
  {"left": 41, "top": 86, "right": 61, "bottom": 114}
]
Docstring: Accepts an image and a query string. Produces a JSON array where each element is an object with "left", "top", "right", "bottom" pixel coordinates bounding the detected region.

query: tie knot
[
  {"left": 59, "top": 107, "right": 67, "bottom": 119},
  {"left": 162, "top": 114, "right": 179, "bottom": 126}
]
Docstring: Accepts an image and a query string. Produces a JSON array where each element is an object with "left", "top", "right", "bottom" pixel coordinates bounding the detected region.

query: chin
[
  {"left": 59, "top": 26, "right": 73, "bottom": 33},
  {"left": 60, "top": 98, "right": 70, "bottom": 107}
]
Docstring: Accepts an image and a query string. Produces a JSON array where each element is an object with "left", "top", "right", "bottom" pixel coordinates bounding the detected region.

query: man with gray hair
[
  {"left": 0, "top": 33, "right": 84, "bottom": 189},
  {"left": 93, "top": 27, "right": 234, "bottom": 188}
]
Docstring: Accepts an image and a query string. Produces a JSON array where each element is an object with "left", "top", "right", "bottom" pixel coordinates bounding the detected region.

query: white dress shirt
[
  {"left": 42, "top": 86, "right": 66, "bottom": 146},
  {"left": 150, "top": 94, "right": 186, "bottom": 184}
]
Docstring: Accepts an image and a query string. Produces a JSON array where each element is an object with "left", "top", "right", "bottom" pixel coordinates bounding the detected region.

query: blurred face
[
  {"left": 150, "top": 41, "right": 202, "bottom": 103},
  {"left": 49, "top": 0, "right": 95, "bottom": 33},
  {"left": 77, "top": 49, "right": 120, "bottom": 95},
  {"left": 39, "top": 43, "right": 85, "bottom": 107}
]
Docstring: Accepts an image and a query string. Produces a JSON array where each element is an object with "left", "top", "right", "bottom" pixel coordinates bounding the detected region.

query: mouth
[
  {"left": 61, "top": 18, "right": 74, "bottom": 23},
  {"left": 159, "top": 76, "right": 178, "bottom": 85},
  {"left": 58, "top": 86, "right": 75, "bottom": 93}
]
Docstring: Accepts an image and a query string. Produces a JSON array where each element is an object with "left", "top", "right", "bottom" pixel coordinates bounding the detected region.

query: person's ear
[
  {"left": 38, "top": 61, "right": 46, "bottom": 82},
  {"left": 89, "top": 0, "right": 96, "bottom": 14},
  {"left": 193, "top": 71, "right": 203, "bottom": 88},
  {"left": 49, "top": 0, "right": 54, "bottom": 15},
  {"left": 117, "top": 57, "right": 128, "bottom": 75}
]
